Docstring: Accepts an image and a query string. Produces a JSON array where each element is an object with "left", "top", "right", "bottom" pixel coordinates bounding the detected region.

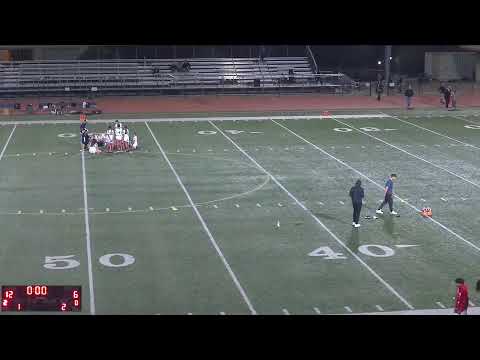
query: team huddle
[{"left": 81, "top": 120, "right": 138, "bottom": 154}]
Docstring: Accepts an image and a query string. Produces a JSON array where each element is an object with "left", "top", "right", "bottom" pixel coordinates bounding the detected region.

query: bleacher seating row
[{"left": 0, "top": 57, "right": 354, "bottom": 95}]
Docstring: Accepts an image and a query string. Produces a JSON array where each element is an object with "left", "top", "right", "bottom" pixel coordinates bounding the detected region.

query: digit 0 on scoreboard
[{"left": 1, "top": 285, "right": 81, "bottom": 312}]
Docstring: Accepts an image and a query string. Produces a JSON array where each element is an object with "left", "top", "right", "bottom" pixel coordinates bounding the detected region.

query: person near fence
[
  {"left": 375, "top": 79, "right": 384, "bottom": 101},
  {"left": 448, "top": 86, "right": 456, "bottom": 110},
  {"left": 439, "top": 83, "right": 450, "bottom": 108},
  {"left": 404, "top": 84, "right": 414, "bottom": 110},
  {"left": 397, "top": 77, "right": 403, "bottom": 93}
]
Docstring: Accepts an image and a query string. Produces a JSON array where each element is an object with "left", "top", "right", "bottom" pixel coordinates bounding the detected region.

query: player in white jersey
[
  {"left": 88, "top": 139, "right": 101, "bottom": 154},
  {"left": 114, "top": 123, "right": 123, "bottom": 150},
  {"left": 106, "top": 126, "right": 114, "bottom": 152},
  {"left": 123, "top": 131, "right": 130, "bottom": 151},
  {"left": 121, "top": 125, "right": 130, "bottom": 151},
  {"left": 132, "top": 132, "right": 138, "bottom": 150}
]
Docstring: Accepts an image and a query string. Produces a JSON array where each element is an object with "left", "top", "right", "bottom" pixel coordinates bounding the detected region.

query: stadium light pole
[{"left": 385, "top": 45, "right": 392, "bottom": 95}]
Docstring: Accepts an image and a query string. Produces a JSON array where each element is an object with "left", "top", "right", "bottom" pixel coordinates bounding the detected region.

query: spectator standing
[
  {"left": 397, "top": 77, "right": 403, "bottom": 93},
  {"left": 376, "top": 79, "right": 384, "bottom": 101},
  {"left": 404, "top": 84, "right": 414, "bottom": 110},
  {"left": 439, "top": 83, "right": 450, "bottom": 108},
  {"left": 448, "top": 86, "right": 456, "bottom": 110}
]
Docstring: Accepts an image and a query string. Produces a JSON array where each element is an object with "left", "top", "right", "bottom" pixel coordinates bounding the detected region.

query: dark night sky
[{"left": 310, "top": 45, "right": 464, "bottom": 77}]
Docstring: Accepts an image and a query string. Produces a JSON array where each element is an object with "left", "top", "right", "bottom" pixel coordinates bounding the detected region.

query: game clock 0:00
[{"left": 1, "top": 285, "right": 81, "bottom": 312}]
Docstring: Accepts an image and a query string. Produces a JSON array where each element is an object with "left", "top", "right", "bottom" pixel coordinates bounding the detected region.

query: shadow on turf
[
  {"left": 347, "top": 229, "right": 360, "bottom": 253},
  {"left": 312, "top": 212, "right": 340, "bottom": 222}
]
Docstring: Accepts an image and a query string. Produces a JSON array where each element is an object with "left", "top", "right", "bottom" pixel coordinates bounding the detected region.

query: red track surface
[{"left": 2, "top": 92, "right": 480, "bottom": 116}]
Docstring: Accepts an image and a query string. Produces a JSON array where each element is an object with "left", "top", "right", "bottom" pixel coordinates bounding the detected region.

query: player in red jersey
[{"left": 454, "top": 278, "right": 469, "bottom": 315}]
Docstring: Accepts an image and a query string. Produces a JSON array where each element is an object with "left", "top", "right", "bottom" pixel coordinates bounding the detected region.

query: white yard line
[
  {"left": 81, "top": 150, "right": 96, "bottom": 315},
  {"left": 350, "top": 306, "right": 480, "bottom": 315},
  {"left": 0, "top": 114, "right": 391, "bottom": 126},
  {"left": 145, "top": 121, "right": 257, "bottom": 315},
  {"left": 375, "top": 305, "right": 384, "bottom": 312},
  {"left": 436, "top": 301, "right": 446, "bottom": 309},
  {"left": 271, "top": 119, "right": 480, "bottom": 254},
  {"left": 333, "top": 118, "right": 480, "bottom": 191},
  {"left": 209, "top": 120, "right": 414, "bottom": 310},
  {"left": 380, "top": 112, "right": 480, "bottom": 151},
  {"left": 0, "top": 125, "right": 17, "bottom": 160},
  {"left": 344, "top": 306, "right": 353, "bottom": 313},
  {"left": 451, "top": 114, "right": 480, "bottom": 126}
]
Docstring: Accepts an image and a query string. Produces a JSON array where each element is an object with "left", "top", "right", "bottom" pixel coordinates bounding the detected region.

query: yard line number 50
[{"left": 44, "top": 253, "right": 135, "bottom": 270}]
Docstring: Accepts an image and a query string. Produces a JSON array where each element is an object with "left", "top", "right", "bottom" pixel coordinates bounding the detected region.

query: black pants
[
  {"left": 352, "top": 202, "right": 362, "bottom": 224},
  {"left": 378, "top": 192, "right": 393, "bottom": 212},
  {"left": 445, "top": 95, "right": 450, "bottom": 108}
]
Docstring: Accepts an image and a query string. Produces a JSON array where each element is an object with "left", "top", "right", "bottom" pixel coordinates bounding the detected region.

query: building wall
[{"left": 425, "top": 52, "right": 476, "bottom": 80}]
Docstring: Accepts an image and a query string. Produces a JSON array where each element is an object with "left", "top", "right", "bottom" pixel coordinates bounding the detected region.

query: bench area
[{"left": 0, "top": 57, "right": 355, "bottom": 96}]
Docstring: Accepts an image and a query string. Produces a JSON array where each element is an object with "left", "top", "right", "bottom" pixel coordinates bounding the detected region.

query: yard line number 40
[
  {"left": 44, "top": 253, "right": 135, "bottom": 270},
  {"left": 308, "top": 244, "right": 395, "bottom": 259}
]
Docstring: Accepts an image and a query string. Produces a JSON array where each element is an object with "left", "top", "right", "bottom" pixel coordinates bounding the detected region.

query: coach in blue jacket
[{"left": 349, "top": 179, "right": 365, "bottom": 228}]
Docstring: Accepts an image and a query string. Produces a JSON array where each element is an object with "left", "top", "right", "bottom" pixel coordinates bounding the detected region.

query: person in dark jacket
[
  {"left": 80, "top": 118, "right": 87, "bottom": 134},
  {"left": 439, "top": 84, "right": 450, "bottom": 108},
  {"left": 81, "top": 129, "right": 90, "bottom": 151},
  {"left": 404, "top": 84, "right": 414, "bottom": 110},
  {"left": 349, "top": 179, "right": 365, "bottom": 228},
  {"left": 375, "top": 80, "right": 384, "bottom": 101}
]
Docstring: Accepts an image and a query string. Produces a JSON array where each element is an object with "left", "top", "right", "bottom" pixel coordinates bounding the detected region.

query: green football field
[{"left": 2, "top": 108, "right": 480, "bottom": 315}]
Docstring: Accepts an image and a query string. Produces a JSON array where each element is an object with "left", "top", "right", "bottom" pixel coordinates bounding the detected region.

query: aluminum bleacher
[{"left": 0, "top": 57, "right": 355, "bottom": 96}]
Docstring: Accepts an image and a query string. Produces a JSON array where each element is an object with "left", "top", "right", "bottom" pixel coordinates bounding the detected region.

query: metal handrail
[{"left": 306, "top": 45, "right": 318, "bottom": 74}]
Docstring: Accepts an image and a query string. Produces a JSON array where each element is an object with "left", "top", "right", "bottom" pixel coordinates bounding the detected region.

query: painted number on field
[
  {"left": 333, "top": 127, "right": 382, "bottom": 133},
  {"left": 197, "top": 130, "right": 263, "bottom": 135},
  {"left": 358, "top": 244, "right": 395, "bottom": 257},
  {"left": 464, "top": 125, "right": 480, "bottom": 129},
  {"left": 57, "top": 133, "right": 76, "bottom": 138},
  {"left": 44, "top": 253, "right": 135, "bottom": 270},
  {"left": 43, "top": 255, "right": 80, "bottom": 269},
  {"left": 99, "top": 253, "right": 135, "bottom": 268},
  {"left": 309, "top": 244, "right": 395, "bottom": 259},
  {"left": 307, "top": 246, "right": 347, "bottom": 260},
  {"left": 197, "top": 130, "right": 217, "bottom": 135}
]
